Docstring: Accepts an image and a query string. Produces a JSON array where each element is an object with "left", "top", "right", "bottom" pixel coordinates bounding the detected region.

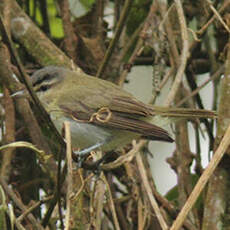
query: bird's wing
[
  {"left": 65, "top": 74, "right": 154, "bottom": 117},
  {"left": 56, "top": 73, "right": 174, "bottom": 141},
  {"left": 59, "top": 98, "right": 173, "bottom": 143}
]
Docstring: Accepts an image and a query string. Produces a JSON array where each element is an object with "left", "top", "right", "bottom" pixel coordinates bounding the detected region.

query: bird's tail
[{"left": 151, "top": 106, "right": 217, "bottom": 119}]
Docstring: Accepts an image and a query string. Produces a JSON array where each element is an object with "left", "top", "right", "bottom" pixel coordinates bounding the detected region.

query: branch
[
  {"left": 164, "top": 0, "right": 189, "bottom": 106},
  {"left": 0, "top": 178, "right": 45, "bottom": 230},
  {"left": 136, "top": 153, "right": 169, "bottom": 230},
  {"left": 64, "top": 122, "right": 73, "bottom": 230},
  {"left": 3, "top": 0, "right": 75, "bottom": 68},
  {"left": 170, "top": 124, "right": 230, "bottom": 230},
  {"left": 96, "top": 0, "right": 133, "bottom": 79}
]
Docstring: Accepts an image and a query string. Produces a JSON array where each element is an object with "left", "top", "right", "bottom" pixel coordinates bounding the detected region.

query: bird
[{"left": 30, "top": 66, "right": 215, "bottom": 159}]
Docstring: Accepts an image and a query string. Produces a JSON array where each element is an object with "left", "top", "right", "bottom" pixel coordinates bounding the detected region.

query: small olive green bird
[{"left": 31, "top": 66, "right": 215, "bottom": 156}]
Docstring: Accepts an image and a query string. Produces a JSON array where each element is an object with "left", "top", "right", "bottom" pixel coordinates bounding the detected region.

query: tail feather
[{"left": 150, "top": 106, "right": 217, "bottom": 119}]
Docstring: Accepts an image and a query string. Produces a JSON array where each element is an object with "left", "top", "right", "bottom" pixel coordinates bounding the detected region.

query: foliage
[{"left": 1, "top": 0, "right": 230, "bottom": 230}]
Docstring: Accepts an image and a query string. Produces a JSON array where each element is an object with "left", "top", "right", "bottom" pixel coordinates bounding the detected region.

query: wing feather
[{"left": 60, "top": 105, "right": 173, "bottom": 142}]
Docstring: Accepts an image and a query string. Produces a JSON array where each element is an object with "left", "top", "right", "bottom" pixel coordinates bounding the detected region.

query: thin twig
[
  {"left": 94, "top": 177, "right": 106, "bottom": 230},
  {"left": 197, "top": 0, "right": 230, "bottom": 35},
  {"left": 101, "top": 173, "right": 121, "bottom": 230},
  {"left": 0, "top": 178, "right": 45, "bottom": 230},
  {"left": 13, "top": 217, "right": 26, "bottom": 230},
  {"left": 96, "top": 0, "right": 133, "bottom": 79},
  {"left": 59, "top": 0, "right": 78, "bottom": 62},
  {"left": 72, "top": 172, "right": 94, "bottom": 201},
  {"left": 117, "top": 39, "right": 144, "bottom": 86},
  {"left": 17, "top": 196, "right": 53, "bottom": 223},
  {"left": 209, "top": 3, "right": 230, "bottom": 33},
  {"left": 119, "top": 22, "right": 144, "bottom": 63},
  {"left": 57, "top": 146, "right": 65, "bottom": 229},
  {"left": 151, "top": 68, "right": 173, "bottom": 104},
  {"left": 176, "top": 65, "right": 224, "bottom": 107},
  {"left": 101, "top": 140, "right": 146, "bottom": 170},
  {"left": 164, "top": 0, "right": 189, "bottom": 106},
  {"left": 137, "top": 198, "right": 144, "bottom": 230},
  {"left": 188, "top": 28, "right": 201, "bottom": 42},
  {"left": 170, "top": 124, "right": 230, "bottom": 230},
  {"left": 136, "top": 153, "right": 168, "bottom": 230},
  {"left": 0, "top": 87, "right": 15, "bottom": 181},
  {"left": 64, "top": 121, "right": 73, "bottom": 230}
]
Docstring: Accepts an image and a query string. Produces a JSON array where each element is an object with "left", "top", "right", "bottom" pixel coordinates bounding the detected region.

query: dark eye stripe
[
  {"left": 36, "top": 83, "right": 52, "bottom": 92},
  {"left": 32, "top": 70, "right": 64, "bottom": 93},
  {"left": 32, "top": 73, "right": 56, "bottom": 87},
  {"left": 34, "top": 79, "right": 60, "bottom": 92}
]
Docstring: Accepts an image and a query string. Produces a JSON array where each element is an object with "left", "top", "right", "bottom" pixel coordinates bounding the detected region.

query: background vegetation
[{"left": 0, "top": 0, "right": 230, "bottom": 229}]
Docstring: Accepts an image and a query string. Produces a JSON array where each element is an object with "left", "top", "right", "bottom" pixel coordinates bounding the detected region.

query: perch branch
[{"left": 64, "top": 122, "right": 73, "bottom": 230}]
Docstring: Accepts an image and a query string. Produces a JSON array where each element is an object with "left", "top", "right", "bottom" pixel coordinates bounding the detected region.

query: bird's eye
[{"left": 39, "top": 85, "right": 50, "bottom": 92}]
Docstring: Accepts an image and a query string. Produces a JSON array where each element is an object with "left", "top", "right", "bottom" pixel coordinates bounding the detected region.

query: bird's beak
[{"left": 11, "top": 89, "right": 27, "bottom": 98}]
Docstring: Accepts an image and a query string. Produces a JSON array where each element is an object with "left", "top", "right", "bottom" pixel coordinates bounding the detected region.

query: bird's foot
[{"left": 73, "top": 142, "right": 105, "bottom": 168}]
